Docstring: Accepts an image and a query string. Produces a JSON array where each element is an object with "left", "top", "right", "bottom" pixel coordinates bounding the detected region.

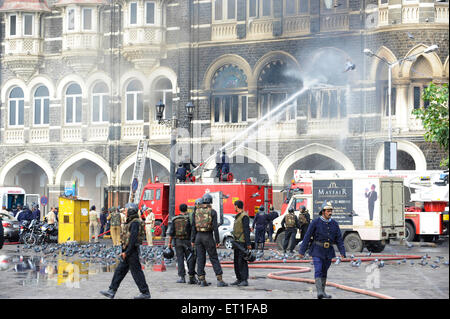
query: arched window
[
  {"left": 65, "top": 83, "right": 82, "bottom": 124},
  {"left": 9, "top": 87, "right": 24, "bottom": 126},
  {"left": 258, "top": 59, "right": 301, "bottom": 121},
  {"left": 92, "top": 82, "right": 109, "bottom": 123},
  {"left": 154, "top": 78, "right": 173, "bottom": 120},
  {"left": 211, "top": 64, "right": 248, "bottom": 123},
  {"left": 410, "top": 56, "right": 433, "bottom": 110},
  {"left": 126, "top": 80, "right": 143, "bottom": 121},
  {"left": 34, "top": 86, "right": 49, "bottom": 125}
]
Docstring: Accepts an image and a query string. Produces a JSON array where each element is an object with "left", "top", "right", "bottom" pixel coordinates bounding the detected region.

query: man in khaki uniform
[
  {"left": 46, "top": 207, "right": 57, "bottom": 225},
  {"left": 89, "top": 205, "right": 100, "bottom": 243},
  {"left": 108, "top": 208, "right": 122, "bottom": 246},
  {"left": 120, "top": 208, "right": 126, "bottom": 233},
  {"left": 145, "top": 208, "right": 155, "bottom": 246}
]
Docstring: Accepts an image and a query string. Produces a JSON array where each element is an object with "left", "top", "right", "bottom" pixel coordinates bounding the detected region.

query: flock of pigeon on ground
[{"left": 11, "top": 240, "right": 449, "bottom": 271}]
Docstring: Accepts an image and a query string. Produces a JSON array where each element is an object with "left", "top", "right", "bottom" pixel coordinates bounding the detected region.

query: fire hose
[{"left": 207, "top": 254, "right": 424, "bottom": 299}]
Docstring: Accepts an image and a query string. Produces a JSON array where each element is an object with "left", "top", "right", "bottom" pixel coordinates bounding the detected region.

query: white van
[{"left": 0, "top": 187, "right": 40, "bottom": 212}]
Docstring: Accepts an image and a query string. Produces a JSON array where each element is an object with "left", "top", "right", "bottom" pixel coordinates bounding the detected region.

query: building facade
[{"left": 0, "top": 0, "right": 448, "bottom": 211}]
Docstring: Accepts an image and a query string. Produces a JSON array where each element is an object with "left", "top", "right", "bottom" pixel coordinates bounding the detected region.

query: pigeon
[
  {"left": 443, "top": 260, "right": 449, "bottom": 266},
  {"left": 335, "top": 257, "right": 341, "bottom": 265},
  {"left": 430, "top": 264, "right": 439, "bottom": 269},
  {"left": 406, "top": 241, "right": 414, "bottom": 249},
  {"left": 378, "top": 260, "right": 385, "bottom": 268},
  {"left": 407, "top": 32, "right": 414, "bottom": 40},
  {"left": 343, "top": 59, "right": 356, "bottom": 73}
]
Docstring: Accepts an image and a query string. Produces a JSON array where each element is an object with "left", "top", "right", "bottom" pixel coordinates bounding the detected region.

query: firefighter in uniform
[
  {"left": 108, "top": 207, "right": 122, "bottom": 246},
  {"left": 298, "top": 201, "right": 346, "bottom": 299},
  {"left": 100, "top": 203, "right": 151, "bottom": 299},
  {"left": 281, "top": 207, "right": 301, "bottom": 254},
  {"left": 191, "top": 193, "right": 228, "bottom": 287},
  {"left": 231, "top": 200, "right": 251, "bottom": 287},
  {"left": 168, "top": 204, "right": 197, "bottom": 284},
  {"left": 252, "top": 205, "right": 267, "bottom": 253}
]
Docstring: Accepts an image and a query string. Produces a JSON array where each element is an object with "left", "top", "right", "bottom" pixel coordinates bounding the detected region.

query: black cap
[
  {"left": 234, "top": 200, "right": 244, "bottom": 209},
  {"left": 179, "top": 204, "right": 188, "bottom": 212}
]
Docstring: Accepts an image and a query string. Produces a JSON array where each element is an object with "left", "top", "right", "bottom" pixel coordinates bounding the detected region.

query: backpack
[
  {"left": 298, "top": 213, "right": 307, "bottom": 225},
  {"left": 174, "top": 215, "right": 190, "bottom": 239},
  {"left": 285, "top": 213, "right": 296, "bottom": 228},
  {"left": 136, "top": 219, "right": 146, "bottom": 245},
  {"left": 195, "top": 206, "right": 213, "bottom": 232}
]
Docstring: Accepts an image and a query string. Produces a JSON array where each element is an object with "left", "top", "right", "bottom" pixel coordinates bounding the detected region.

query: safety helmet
[
  {"left": 163, "top": 247, "right": 174, "bottom": 259},
  {"left": 321, "top": 201, "right": 333, "bottom": 211},
  {"left": 300, "top": 205, "right": 306, "bottom": 211},
  {"left": 244, "top": 250, "right": 256, "bottom": 262},
  {"left": 195, "top": 198, "right": 203, "bottom": 206},
  {"left": 202, "top": 193, "right": 213, "bottom": 204},
  {"left": 125, "top": 202, "right": 138, "bottom": 214},
  {"left": 288, "top": 207, "right": 294, "bottom": 213}
]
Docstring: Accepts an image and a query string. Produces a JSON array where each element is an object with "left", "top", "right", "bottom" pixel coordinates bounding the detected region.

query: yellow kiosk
[{"left": 58, "top": 196, "right": 90, "bottom": 243}]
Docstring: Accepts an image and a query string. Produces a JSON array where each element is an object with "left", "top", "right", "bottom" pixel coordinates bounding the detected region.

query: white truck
[{"left": 273, "top": 176, "right": 405, "bottom": 253}]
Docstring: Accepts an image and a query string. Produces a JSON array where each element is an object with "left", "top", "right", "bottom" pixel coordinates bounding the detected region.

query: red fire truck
[
  {"left": 404, "top": 172, "right": 449, "bottom": 242},
  {"left": 138, "top": 178, "right": 273, "bottom": 236}
]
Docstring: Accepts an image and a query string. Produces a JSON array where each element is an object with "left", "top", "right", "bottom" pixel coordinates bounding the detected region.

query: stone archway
[
  {"left": 375, "top": 140, "right": 427, "bottom": 171},
  {"left": 276, "top": 143, "right": 355, "bottom": 185}
]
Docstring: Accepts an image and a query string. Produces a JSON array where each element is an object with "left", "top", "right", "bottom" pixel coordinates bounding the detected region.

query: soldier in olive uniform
[
  {"left": 108, "top": 207, "right": 122, "bottom": 246},
  {"left": 281, "top": 207, "right": 301, "bottom": 254},
  {"left": 231, "top": 200, "right": 251, "bottom": 287},
  {"left": 298, "top": 201, "right": 346, "bottom": 299},
  {"left": 168, "top": 203, "right": 197, "bottom": 284},
  {"left": 298, "top": 205, "right": 311, "bottom": 242},
  {"left": 191, "top": 193, "right": 228, "bottom": 287},
  {"left": 100, "top": 203, "right": 151, "bottom": 299}
]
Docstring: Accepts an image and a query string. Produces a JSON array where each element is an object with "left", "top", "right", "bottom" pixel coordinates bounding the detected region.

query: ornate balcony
[
  {"left": 211, "top": 22, "right": 237, "bottom": 41},
  {"left": 283, "top": 15, "right": 310, "bottom": 36},
  {"left": 30, "top": 128, "right": 49, "bottom": 143}
]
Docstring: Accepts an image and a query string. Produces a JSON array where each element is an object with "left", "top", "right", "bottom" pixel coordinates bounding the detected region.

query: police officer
[
  {"left": 298, "top": 205, "right": 311, "bottom": 242},
  {"left": 191, "top": 193, "right": 228, "bottom": 287},
  {"left": 168, "top": 203, "right": 197, "bottom": 284},
  {"left": 176, "top": 163, "right": 187, "bottom": 182},
  {"left": 89, "top": 205, "right": 100, "bottom": 243},
  {"left": 231, "top": 200, "right": 251, "bottom": 287},
  {"left": 266, "top": 205, "right": 278, "bottom": 242},
  {"left": 281, "top": 207, "right": 301, "bottom": 254},
  {"left": 100, "top": 203, "right": 151, "bottom": 299},
  {"left": 251, "top": 205, "right": 267, "bottom": 253},
  {"left": 298, "top": 201, "right": 346, "bottom": 299}
]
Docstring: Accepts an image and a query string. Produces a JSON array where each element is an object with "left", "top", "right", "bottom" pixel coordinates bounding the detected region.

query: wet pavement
[{"left": 0, "top": 238, "right": 448, "bottom": 300}]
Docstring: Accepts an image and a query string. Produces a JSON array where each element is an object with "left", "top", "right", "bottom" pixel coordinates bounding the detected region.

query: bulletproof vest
[
  {"left": 195, "top": 205, "right": 213, "bottom": 232},
  {"left": 121, "top": 218, "right": 145, "bottom": 249},
  {"left": 285, "top": 213, "right": 296, "bottom": 228},
  {"left": 110, "top": 212, "right": 121, "bottom": 226},
  {"left": 232, "top": 211, "right": 248, "bottom": 243},
  {"left": 173, "top": 214, "right": 190, "bottom": 239}
]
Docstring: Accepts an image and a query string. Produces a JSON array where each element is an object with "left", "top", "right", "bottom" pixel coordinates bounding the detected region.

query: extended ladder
[{"left": 128, "top": 139, "right": 149, "bottom": 204}]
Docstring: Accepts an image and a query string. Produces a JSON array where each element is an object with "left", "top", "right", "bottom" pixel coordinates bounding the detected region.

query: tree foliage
[{"left": 412, "top": 82, "right": 449, "bottom": 168}]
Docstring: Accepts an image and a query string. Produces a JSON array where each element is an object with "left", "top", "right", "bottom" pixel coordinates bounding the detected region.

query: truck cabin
[
  {"left": 139, "top": 182, "right": 169, "bottom": 224},
  {"left": 281, "top": 181, "right": 312, "bottom": 214}
]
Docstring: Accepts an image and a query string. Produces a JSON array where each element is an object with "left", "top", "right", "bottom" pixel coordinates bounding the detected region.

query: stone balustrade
[
  {"left": 211, "top": 22, "right": 237, "bottom": 41},
  {"left": 123, "top": 26, "right": 164, "bottom": 45},
  {"left": 283, "top": 16, "right": 310, "bottom": 35},
  {"left": 122, "top": 124, "right": 144, "bottom": 140},
  {"left": 402, "top": 4, "right": 419, "bottom": 24},
  {"left": 62, "top": 33, "right": 100, "bottom": 51},
  {"left": 435, "top": 4, "right": 449, "bottom": 23},
  {"left": 5, "top": 38, "right": 42, "bottom": 55},
  {"left": 308, "top": 118, "right": 348, "bottom": 135},
  {"left": 88, "top": 126, "right": 109, "bottom": 141},
  {"left": 30, "top": 128, "right": 49, "bottom": 143},
  {"left": 62, "top": 127, "right": 82, "bottom": 142},
  {"left": 320, "top": 13, "right": 349, "bottom": 32},
  {"left": 4, "top": 129, "right": 24, "bottom": 144}
]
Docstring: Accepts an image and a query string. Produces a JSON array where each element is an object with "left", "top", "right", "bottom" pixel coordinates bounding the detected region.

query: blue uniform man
[{"left": 298, "top": 201, "right": 346, "bottom": 299}]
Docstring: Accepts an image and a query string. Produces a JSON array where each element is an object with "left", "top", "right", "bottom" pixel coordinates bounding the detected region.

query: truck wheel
[
  {"left": 344, "top": 233, "right": 363, "bottom": 253},
  {"left": 224, "top": 237, "right": 233, "bottom": 250},
  {"left": 405, "top": 222, "right": 417, "bottom": 242},
  {"left": 275, "top": 231, "right": 285, "bottom": 250},
  {"left": 366, "top": 241, "right": 386, "bottom": 253}
]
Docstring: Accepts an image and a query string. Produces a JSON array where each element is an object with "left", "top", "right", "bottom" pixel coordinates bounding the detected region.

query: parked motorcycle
[
  {"left": 37, "top": 223, "right": 58, "bottom": 244},
  {"left": 20, "top": 220, "right": 41, "bottom": 245}
]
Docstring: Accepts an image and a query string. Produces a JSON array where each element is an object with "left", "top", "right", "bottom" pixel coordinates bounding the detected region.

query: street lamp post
[
  {"left": 155, "top": 100, "right": 195, "bottom": 222},
  {"left": 364, "top": 44, "right": 438, "bottom": 170}
]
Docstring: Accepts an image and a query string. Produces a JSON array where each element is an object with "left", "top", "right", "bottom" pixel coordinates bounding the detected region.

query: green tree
[{"left": 412, "top": 82, "right": 449, "bottom": 168}]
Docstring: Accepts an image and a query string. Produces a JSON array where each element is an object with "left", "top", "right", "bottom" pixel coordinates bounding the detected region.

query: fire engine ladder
[{"left": 128, "top": 139, "right": 149, "bottom": 204}]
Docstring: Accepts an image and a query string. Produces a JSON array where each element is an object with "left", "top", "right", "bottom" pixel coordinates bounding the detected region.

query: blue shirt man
[{"left": 298, "top": 201, "right": 346, "bottom": 299}]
